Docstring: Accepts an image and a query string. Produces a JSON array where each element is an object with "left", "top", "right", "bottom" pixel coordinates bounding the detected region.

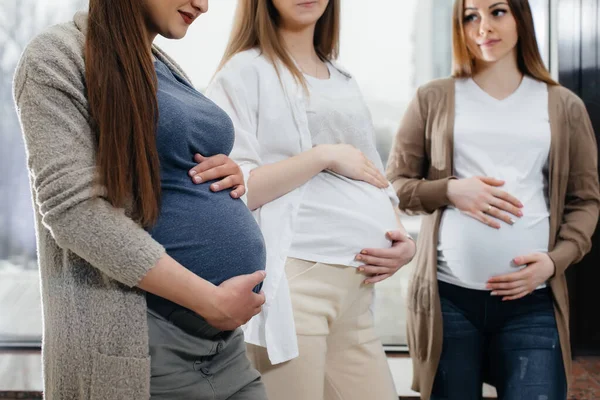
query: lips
[
  {"left": 178, "top": 10, "right": 195, "bottom": 25},
  {"left": 479, "top": 39, "right": 501, "bottom": 47}
]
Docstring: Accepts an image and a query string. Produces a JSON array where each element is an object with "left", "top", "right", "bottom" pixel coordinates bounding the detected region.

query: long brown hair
[
  {"left": 85, "top": 0, "right": 161, "bottom": 226},
  {"left": 452, "top": 0, "right": 557, "bottom": 85},
  {"left": 217, "top": 0, "right": 340, "bottom": 88}
]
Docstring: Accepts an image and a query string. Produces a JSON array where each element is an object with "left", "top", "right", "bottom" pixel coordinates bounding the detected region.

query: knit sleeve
[{"left": 13, "top": 34, "right": 164, "bottom": 288}]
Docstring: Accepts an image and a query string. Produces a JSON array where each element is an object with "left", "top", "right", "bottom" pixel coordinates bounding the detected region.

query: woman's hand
[
  {"left": 447, "top": 176, "right": 523, "bottom": 229},
  {"left": 188, "top": 154, "right": 246, "bottom": 199},
  {"left": 321, "top": 144, "right": 389, "bottom": 189},
  {"left": 203, "top": 271, "right": 267, "bottom": 331},
  {"left": 486, "top": 253, "right": 555, "bottom": 301},
  {"left": 356, "top": 230, "right": 416, "bottom": 284}
]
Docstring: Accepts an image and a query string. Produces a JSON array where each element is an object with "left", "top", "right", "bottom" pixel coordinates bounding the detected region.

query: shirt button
[
  {"left": 201, "top": 368, "right": 210, "bottom": 375},
  {"left": 217, "top": 342, "right": 224, "bottom": 353}
]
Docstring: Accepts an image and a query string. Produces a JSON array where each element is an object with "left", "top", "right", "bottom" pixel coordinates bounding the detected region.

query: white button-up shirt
[{"left": 206, "top": 49, "right": 398, "bottom": 364}]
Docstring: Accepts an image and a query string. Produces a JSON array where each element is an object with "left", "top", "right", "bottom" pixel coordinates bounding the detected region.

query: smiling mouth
[
  {"left": 178, "top": 11, "right": 195, "bottom": 25},
  {"left": 480, "top": 39, "right": 501, "bottom": 47}
]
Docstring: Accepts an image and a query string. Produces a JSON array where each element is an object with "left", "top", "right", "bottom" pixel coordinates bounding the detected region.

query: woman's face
[
  {"left": 271, "top": 0, "right": 329, "bottom": 31},
  {"left": 462, "top": 0, "right": 519, "bottom": 65},
  {"left": 143, "top": 0, "right": 208, "bottom": 40}
]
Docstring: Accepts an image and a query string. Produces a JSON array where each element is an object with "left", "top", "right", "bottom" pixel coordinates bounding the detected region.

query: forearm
[
  {"left": 138, "top": 253, "right": 217, "bottom": 316},
  {"left": 247, "top": 145, "right": 330, "bottom": 210},
  {"left": 391, "top": 176, "right": 455, "bottom": 215}
]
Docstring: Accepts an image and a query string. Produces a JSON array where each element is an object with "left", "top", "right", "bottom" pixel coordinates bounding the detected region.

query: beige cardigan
[
  {"left": 13, "top": 12, "right": 193, "bottom": 399},
  {"left": 386, "top": 77, "right": 600, "bottom": 400}
]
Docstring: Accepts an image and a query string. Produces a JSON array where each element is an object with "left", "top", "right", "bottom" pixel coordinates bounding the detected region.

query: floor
[{"left": 0, "top": 351, "right": 598, "bottom": 399}]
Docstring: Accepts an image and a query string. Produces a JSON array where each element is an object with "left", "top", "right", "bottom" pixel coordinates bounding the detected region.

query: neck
[
  {"left": 279, "top": 23, "right": 320, "bottom": 64},
  {"left": 473, "top": 50, "right": 523, "bottom": 90}
]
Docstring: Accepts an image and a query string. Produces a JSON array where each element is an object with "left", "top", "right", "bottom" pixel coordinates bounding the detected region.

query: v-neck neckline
[{"left": 467, "top": 75, "right": 528, "bottom": 105}]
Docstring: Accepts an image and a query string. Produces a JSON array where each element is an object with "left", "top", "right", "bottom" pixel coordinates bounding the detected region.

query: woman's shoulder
[
  {"left": 416, "top": 77, "right": 455, "bottom": 97},
  {"left": 216, "top": 48, "right": 275, "bottom": 81},
  {"left": 14, "top": 19, "right": 85, "bottom": 100},
  {"left": 548, "top": 84, "right": 587, "bottom": 113}
]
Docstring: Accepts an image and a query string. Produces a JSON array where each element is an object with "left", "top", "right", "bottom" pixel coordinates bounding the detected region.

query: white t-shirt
[
  {"left": 288, "top": 64, "right": 398, "bottom": 267},
  {"left": 437, "top": 76, "right": 551, "bottom": 290}
]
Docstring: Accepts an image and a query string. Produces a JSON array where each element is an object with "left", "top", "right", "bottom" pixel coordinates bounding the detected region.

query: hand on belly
[
  {"left": 446, "top": 176, "right": 524, "bottom": 229},
  {"left": 486, "top": 252, "right": 555, "bottom": 301},
  {"left": 355, "top": 230, "right": 416, "bottom": 284}
]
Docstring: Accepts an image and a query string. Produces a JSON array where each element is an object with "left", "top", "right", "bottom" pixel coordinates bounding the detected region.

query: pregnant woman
[
  {"left": 386, "top": 0, "right": 600, "bottom": 399},
  {"left": 13, "top": 1, "right": 267, "bottom": 399},
  {"left": 206, "top": 1, "right": 415, "bottom": 399}
]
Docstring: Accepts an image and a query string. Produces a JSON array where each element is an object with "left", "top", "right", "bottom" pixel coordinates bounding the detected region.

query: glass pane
[
  {"left": 0, "top": 0, "right": 553, "bottom": 352},
  {"left": 0, "top": 0, "right": 88, "bottom": 347}
]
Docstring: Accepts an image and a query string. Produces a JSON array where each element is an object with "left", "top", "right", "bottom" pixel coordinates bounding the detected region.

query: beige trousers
[{"left": 247, "top": 258, "right": 397, "bottom": 400}]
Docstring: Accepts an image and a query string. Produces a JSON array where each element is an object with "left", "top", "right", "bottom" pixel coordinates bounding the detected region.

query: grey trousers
[{"left": 147, "top": 308, "right": 268, "bottom": 400}]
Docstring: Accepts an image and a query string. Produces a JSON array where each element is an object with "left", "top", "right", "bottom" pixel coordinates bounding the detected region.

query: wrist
[
  {"left": 312, "top": 144, "right": 332, "bottom": 170},
  {"left": 445, "top": 178, "right": 456, "bottom": 205},
  {"left": 192, "top": 282, "right": 219, "bottom": 317}
]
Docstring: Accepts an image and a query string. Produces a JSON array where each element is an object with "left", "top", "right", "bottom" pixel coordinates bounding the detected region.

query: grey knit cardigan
[{"left": 13, "top": 11, "right": 194, "bottom": 400}]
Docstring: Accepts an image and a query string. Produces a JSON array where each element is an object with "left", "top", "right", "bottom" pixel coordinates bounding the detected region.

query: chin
[
  {"left": 292, "top": 16, "right": 321, "bottom": 28},
  {"left": 163, "top": 28, "right": 188, "bottom": 40}
]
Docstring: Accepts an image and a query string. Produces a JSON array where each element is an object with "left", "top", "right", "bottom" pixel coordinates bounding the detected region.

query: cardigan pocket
[{"left": 90, "top": 351, "right": 150, "bottom": 400}]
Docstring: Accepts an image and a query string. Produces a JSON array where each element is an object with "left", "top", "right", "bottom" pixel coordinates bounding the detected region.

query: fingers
[
  {"left": 485, "top": 205, "right": 517, "bottom": 226},
  {"left": 486, "top": 279, "right": 526, "bottom": 291},
  {"left": 358, "top": 265, "right": 396, "bottom": 276},
  {"left": 487, "top": 269, "right": 528, "bottom": 284},
  {"left": 491, "top": 187, "right": 523, "bottom": 208},
  {"left": 385, "top": 230, "right": 411, "bottom": 242},
  {"left": 489, "top": 198, "right": 523, "bottom": 219},
  {"left": 230, "top": 184, "right": 246, "bottom": 199},
  {"left": 467, "top": 211, "right": 501, "bottom": 229},
  {"left": 191, "top": 164, "right": 237, "bottom": 184},
  {"left": 189, "top": 154, "right": 227, "bottom": 176},
  {"left": 253, "top": 290, "right": 266, "bottom": 307},
  {"left": 210, "top": 174, "right": 244, "bottom": 192},
  {"left": 238, "top": 271, "right": 267, "bottom": 293},
  {"left": 364, "top": 273, "right": 392, "bottom": 284},
  {"left": 513, "top": 253, "right": 540, "bottom": 266},
  {"left": 478, "top": 176, "right": 505, "bottom": 187},
  {"left": 363, "top": 166, "right": 388, "bottom": 188},
  {"left": 491, "top": 286, "right": 529, "bottom": 297},
  {"left": 362, "top": 168, "right": 389, "bottom": 188},
  {"left": 356, "top": 253, "right": 398, "bottom": 268}
]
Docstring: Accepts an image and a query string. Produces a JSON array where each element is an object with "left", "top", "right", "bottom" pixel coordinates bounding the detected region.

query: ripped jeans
[{"left": 431, "top": 281, "right": 567, "bottom": 400}]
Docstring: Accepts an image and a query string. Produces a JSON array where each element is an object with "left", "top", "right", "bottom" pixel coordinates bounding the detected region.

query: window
[{"left": 0, "top": 0, "right": 552, "bottom": 351}]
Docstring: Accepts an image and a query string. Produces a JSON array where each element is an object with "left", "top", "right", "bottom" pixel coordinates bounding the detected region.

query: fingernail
[
  {"left": 361, "top": 250, "right": 368, "bottom": 255},
  {"left": 356, "top": 255, "right": 362, "bottom": 261},
  {"left": 194, "top": 176, "right": 202, "bottom": 183},
  {"left": 509, "top": 218, "right": 515, "bottom": 225},
  {"left": 212, "top": 184, "right": 219, "bottom": 190},
  {"left": 490, "top": 291, "right": 498, "bottom": 296},
  {"left": 358, "top": 267, "right": 364, "bottom": 272},
  {"left": 232, "top": 192, "right": 238, "bottom": 198},
  {"left": 189, "top": 170, "right": 197, "bottom": 176}
]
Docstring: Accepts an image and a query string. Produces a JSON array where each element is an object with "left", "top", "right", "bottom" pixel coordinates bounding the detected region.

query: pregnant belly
[
  {"left": 148, "top": 188, "right": 266, "bottom": 286},
  {"left": 437, "top": 208, "right": 549, "bottom": 288},
  {"left": 290, "top": 174, "right": 398, "bottom": 266}
]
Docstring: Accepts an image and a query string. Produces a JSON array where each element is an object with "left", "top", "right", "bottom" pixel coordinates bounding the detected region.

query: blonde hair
[
  {"left": 217, "top": 0, "right": 340, "bottom": 88},
  {"left": 451, "top": 0, "right": 557, "bottom": 85}
]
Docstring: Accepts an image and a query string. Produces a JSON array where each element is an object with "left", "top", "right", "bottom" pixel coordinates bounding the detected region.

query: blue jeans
[{"left": 430, "top": 281, "right": 567, "bottom": 400}]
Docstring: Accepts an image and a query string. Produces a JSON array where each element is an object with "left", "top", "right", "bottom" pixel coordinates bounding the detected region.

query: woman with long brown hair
[
  {"left": 386, "top": 0, "right": 600, "bottom": 399},
  {"left": 206, "top": 1, "right": 415, "bottom": 399},
  {"left": 13, "top": 1, "right": 269, "bottom": 399}
]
